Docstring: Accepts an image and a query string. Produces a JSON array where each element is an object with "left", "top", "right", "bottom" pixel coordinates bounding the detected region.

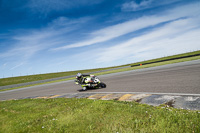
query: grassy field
[
  {"left": 95, "top": 55, "right": 200, "bottom": 76},
  {"left": 0, "top": 98, "right": 200, "bottom": 133},
  {"left": 0, "top": 50, "right": 200, "bottom": 87},
  {"left": 0, "top": 67, "right": 118, "bottom": 87},
  {"left": 129, "top": 50, "right": 200, "bottom": 66}
]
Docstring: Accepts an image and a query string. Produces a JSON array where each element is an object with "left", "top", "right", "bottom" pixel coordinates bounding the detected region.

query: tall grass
[{"left": 0, "top": 98, "right": 200, "bottom": 133}]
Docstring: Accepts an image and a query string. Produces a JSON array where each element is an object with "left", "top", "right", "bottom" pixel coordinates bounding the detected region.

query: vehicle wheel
[{"left": 100, "top": 83, "right": 106, "bottom": 88}]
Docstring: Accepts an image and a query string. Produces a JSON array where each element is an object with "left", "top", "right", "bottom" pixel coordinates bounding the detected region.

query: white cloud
[
  {"left": 0, "top": 16, "right": 89, "bottom": 60},
  {"left": 95, "top": 17, "right": 200, "bottom": 63},
  {"left": 121, "top": 0, "right": 153, "bottom": 11},
  {"left": 0, "top": 45, "right": 40, "bottom": 60},
  {"left": 51, "top": 17, "right": 169, "bottom": 50},
  {"left": 3, "top": 63, "right": 7, "bottom": 67},
  {"left": 10, "top": 62, "right": 24, "bottom": 70},
  {"left": 52, "top": 2, "right": 200, "bottom": 51},
  {"left": 0, "top": 63, "right": 7, "bottom": 69},
  {"left": 0, "top": 16, "right": 94, "bottom": 76},
  {"left": 121, "top": 0, "right": 182, "bottom": 12}
]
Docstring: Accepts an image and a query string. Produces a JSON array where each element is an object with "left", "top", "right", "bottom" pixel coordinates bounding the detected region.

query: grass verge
[
  {"left": 1, "top": 55, "right": 200, "bottom": 92},
  {"left": 130, "top": 50, "right": 200, "bottom": 66},
  {"left": 0, "top": 77, "right": 74, "bottom": 92},
  {"left": 95, "top": 55, "right": 200, "bottom": 76},
  {"left": 0, "top": 98, "right": 200, "bottom": 133},
  {"left": 0, "top": 67, "right": 118, "bottom": 87}
]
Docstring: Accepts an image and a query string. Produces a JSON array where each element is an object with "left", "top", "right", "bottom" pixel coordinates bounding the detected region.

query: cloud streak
[
  {"left": 121, "top": 0, "right": 153, "bottom": 11},
  {"left": 52, "top": 2, "right": 200, "bottom": 51},
  {"left": 10, "top": 62, "right": 24, "bottom": 70},
  {"left": 0, "top": 16, "right": 90, "bottom": 60},
  {"left": 0, "top": 17, "right": 88, "bottom": 72},
  {"left": 121, "top": 0, "right": 182, "bottom": 12},
  {"left": 96, "top": 17, "right": 200, "bottom": 63}
]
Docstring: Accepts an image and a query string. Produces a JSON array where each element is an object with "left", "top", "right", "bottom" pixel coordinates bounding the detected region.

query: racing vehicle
[{"left": 75, "top": 74, "right": 106, "bottom": 91}]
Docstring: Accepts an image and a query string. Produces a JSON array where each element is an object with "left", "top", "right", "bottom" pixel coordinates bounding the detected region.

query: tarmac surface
[{"left": 0, "top": 59, "right": 200, "bottom": 110}]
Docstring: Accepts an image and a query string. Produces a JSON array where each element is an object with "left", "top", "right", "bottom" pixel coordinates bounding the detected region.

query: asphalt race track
[{"left": 0, "top": 59, "right": 200, "bottom": 100}]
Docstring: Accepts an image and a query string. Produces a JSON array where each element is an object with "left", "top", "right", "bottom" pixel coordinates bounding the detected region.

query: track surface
[{"left": 1, "top": 60, "right": 200, "bottom": 100}]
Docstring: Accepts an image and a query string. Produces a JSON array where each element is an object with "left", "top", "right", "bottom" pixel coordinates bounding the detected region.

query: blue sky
[{"left": 0, "top": 0, "right": 200, "bottom": 78}]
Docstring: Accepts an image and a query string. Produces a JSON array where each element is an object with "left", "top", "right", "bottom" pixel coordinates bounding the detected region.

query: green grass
[
  {"left": 0, "top": 98, "right": 200, "bottom": 133},
  {"left": 95, "top": 55, "right": 200, "bottom": 76},
  {"left": 0, "top": 77, "right": 74, "bottom": 92},
  {"left": 0, "top": 67, "right": 118, "bottom": 87},
  {"left": 129, "top": 50, "right": 200, "bottom": 66},
  {"left": 0, "top": 50, "right": 200, "bottom": 87}
]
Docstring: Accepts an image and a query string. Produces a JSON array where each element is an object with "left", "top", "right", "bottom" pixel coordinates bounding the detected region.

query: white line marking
[
  {"left": 80, "top": 92, "right": 200, "bottom": 96},
  {"left": 184, "top": 97, "right": 199, "bottom": 101}
]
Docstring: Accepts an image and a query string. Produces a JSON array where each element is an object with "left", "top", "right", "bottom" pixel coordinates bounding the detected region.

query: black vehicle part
[{"left": 100, "top": 82, "right": 106, "bottom": 88}]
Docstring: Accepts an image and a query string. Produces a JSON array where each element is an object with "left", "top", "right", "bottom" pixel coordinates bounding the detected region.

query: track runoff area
[{"left": 1, "top": 59, "right": 200, "bottom": 110}]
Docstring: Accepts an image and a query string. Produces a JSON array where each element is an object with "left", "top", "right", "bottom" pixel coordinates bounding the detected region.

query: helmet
[{"left": 77, "top": 73, "right": 82, "bottom": 78}]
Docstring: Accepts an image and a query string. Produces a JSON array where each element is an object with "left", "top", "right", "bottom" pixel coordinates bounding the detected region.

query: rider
[
  {"left": 76, "top": 73, "right": 92, "bottom": 84},
  {"left": 75, "top": 73, "right": 106, "bottom": 90}
]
